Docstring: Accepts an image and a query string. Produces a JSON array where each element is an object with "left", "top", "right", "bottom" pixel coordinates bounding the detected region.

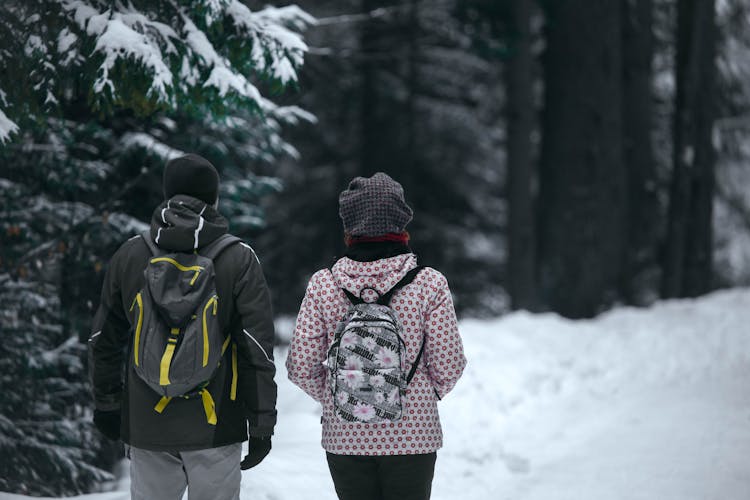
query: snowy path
[{"left": 2, "top": 289, "right": 749, "bottom": 500}]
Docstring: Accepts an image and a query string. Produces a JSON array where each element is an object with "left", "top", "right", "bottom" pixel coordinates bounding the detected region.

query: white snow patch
[
  {"left": 57, "top": 28, "right": 78, "bottom": 53},
  {"left": 63, "top": 0, "right": 100, "bottom": 31},
  {"left": 260, "top": 102, "right": 317, "bottom": 129},
  {"left": 258, "top": 21, "right": 309, "bottom": 54},
  {"left": 86, "top": 11, "right": 111, "bottom": 37},
  {"left": 92, "top": 18, "right": 173, "bottom": 100},
  {"left": 0, "top": 108, "right": 19, "bottom": 143},
  {"left": 182, "top": 16, "right": 223, "bottom": 67},
  {"left": 269, "top": 55, "right": 297, "bottom": 85},
  {"left": 120, "top": 132, "right": 182, "bottom": 161},
  {"left": 204, "top": 66, "right": 261, "bottom": 101},
  {"left": 225, "top": 1, "right": 310, "bottom": 82},
  {"left": 24, "top": 35, "right": 45, "bottom": 57},
  {"left": 106, "top": 212, "right": 149, "bottom": 235},
  {"left": 253, "top": 5, "right": 318, "bottom": 29},
  {"left": 5, "top": 289, "right": 748, "bottom": 499}
]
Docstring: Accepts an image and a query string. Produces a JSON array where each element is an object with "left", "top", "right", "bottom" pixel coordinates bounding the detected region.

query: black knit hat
[
  {"left": 163, "top": 154, "right": 219, "bottom": 205},
  {"left": 339, "top": 172, "right": 413, "bottom": 237}
]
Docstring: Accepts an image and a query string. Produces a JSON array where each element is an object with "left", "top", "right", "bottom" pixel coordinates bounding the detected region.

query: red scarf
[{"left": 345, "top": 232, "right": 410, "bottom": 247}]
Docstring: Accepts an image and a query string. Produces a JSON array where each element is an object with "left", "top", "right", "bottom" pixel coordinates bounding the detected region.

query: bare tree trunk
[
  {"left": 506, "top": 0, "right": 536, "bottom": 310},
  {"left": 537, "top": 0, "right": 626, "bottom": 318},
  {"left": 403, "top": 0, "right": 419, "bottom": 187},
  {"left": 621, "top": 0, "right": 659, "bottom": 304},
  {"left": 661, "top": 0, "right": 717, "bottom": 298},
  {"left": 360, "top": 0, "right": 383, "bottom": 176}
]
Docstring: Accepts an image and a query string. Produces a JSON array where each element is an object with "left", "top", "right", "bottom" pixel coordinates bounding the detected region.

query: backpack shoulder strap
[
  {"left": 377, "top": 266, "right": 425, "bottom": 306},
  {"left": 333, "top": 265, "right": 425, "bottom": 306},
  {"left": 140, "top": 230, "right": 161, "bottom": 256},
  {"left": 200, "top": 234, "right": 243, "bottom": 261},
  {"left": 406, "top": 337, "right": 426, "bottom": 384}
]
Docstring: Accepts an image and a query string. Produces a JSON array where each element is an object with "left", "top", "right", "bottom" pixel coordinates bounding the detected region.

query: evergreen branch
[
  {"left": 314, "top": 0, "right": 455, "bottom": 26},
  {"left": 12, "top": 163, "right": 156, "bottom": 270}
]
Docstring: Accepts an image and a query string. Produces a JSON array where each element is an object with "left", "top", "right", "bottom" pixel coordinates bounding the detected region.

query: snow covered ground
[{"left": 2, "top": 288, "right": 749, "bottom": 500}]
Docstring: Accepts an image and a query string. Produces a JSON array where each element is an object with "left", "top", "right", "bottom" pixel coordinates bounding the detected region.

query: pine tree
[
  {"left": 264, "top": 0, "right": 506, "bottom": 316},
  {"left": 0, "top": 1, "right": 313, "bottom": 494}
]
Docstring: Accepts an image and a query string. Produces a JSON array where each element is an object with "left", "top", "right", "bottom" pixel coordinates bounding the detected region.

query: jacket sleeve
[
  {"left": 285, "top": 271, "right": 329, "bottom": 404},
  {"left": 89, "top": 244, "right": 131, "bottom": 412},
  {"left": 232, "top": 245, "right": 277, "bottom": 437},
  {"left": 423, "top": 271, "right": 467, "bottom": 399}
]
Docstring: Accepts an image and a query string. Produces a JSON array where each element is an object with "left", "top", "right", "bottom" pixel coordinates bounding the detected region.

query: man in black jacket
[{"left": 89, "top": 154, "right": 276, "bottom": 499}]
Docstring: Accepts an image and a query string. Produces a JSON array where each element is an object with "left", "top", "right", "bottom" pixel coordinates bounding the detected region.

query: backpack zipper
[
  {"left": 202, "top": 296, "right": 218, "bottom": 366},
  {"left": 150, "top": 257, "right": 204, "bottom": 286}
]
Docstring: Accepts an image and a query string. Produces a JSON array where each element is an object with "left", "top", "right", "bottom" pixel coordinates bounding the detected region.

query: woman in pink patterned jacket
[{"left": 286, "top": 172, "right": 467, "bottom": 500}]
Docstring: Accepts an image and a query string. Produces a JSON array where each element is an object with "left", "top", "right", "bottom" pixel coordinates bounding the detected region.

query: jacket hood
[
  {"left": 149, "top": 195, "right": 228, "bottom": 252},
  {"left": 331, "top": 253, "right": 418, "bottom": 303}
]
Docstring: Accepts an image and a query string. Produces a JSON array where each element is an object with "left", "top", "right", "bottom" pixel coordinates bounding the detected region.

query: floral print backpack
[{"left": 327, "top": 266, "right": 425, "bottom": 423}]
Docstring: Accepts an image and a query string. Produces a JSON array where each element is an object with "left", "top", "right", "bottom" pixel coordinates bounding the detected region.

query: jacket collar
[
  {"left": 149, "top": 195, "right": 228, "bottom": 252},
  {"left": 331, "top": 253, "right": 418, "bottom": 301}
]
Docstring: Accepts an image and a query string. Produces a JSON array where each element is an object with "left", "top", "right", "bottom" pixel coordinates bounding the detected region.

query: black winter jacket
[{"left": 88, "top": 195, "right": 277, "bottom": 451}]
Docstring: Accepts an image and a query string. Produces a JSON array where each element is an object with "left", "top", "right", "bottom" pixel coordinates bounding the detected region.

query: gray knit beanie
[{"left": 338, "top": 172, "right": 413, "bottom": 237}]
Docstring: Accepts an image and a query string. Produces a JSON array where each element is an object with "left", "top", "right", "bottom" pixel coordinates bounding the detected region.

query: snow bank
[
  {"left": 1, "top": 288, "right": 748, "bottom": 500},
  {"left": 434, "top": 288, "right": 750, "bottom": 499}
]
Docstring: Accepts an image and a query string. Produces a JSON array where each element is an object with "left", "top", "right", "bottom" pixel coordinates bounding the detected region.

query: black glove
[
  {"left": 241, "top": 436, "right": 272, "bottom": 470},
  {"left": 93, "top": 409, "right": 121, "bottom": 441}
]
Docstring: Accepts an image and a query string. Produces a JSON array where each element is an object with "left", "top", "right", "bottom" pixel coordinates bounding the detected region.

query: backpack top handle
[{"left": 338, "top": 266, "right": 425, "bottom": 306}]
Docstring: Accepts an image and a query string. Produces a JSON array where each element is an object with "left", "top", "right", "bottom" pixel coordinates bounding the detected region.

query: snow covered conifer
[{"left": 0, "top": 0, "right": 313, "bottom": 495}]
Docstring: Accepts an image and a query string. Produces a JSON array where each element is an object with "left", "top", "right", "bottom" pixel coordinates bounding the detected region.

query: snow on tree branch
[
  {"left": 0, "top": 0, "right": 315, "bottom": 140},
  {"left": 0, "top": 108, "right": 19, "bottom": 144}
]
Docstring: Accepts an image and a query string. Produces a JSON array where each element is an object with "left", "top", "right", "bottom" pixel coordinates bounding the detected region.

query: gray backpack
[
  {"left": 130, "top": 231, "right": 240, "bottom": 424},
  {"left": 327, "top": 266, "right": 425, "bottom": 423}
]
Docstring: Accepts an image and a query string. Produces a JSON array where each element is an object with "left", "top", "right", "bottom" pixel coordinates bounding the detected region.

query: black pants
[{"left": 326, "top": 452, "right": 437, "bottom": 500}]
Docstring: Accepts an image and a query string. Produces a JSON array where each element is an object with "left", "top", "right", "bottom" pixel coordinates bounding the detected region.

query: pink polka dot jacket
[{"left": 286, "top": 253, "right": 467, "bottom": 455}]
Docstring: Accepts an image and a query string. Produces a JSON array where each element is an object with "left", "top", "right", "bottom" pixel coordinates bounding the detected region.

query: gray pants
[{"left": 129, "top": 443, "right": 242, "bottom": 500}]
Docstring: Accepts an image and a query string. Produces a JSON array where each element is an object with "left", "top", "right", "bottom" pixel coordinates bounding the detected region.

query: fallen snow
[
  {"left": 119, "top": 132, "right": 183, "bottom": 161},
  {"left": 2, "top": 288, "right": 749, "bottom": 500},
  {"left": 92, "top": 18, "right": 173, "bottom": 100},
  {"left": 0, "top": 108, "right": 18, "bottom": 143}
]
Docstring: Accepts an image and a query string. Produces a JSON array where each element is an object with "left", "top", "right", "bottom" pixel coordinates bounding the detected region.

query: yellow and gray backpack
[{"left": 129, "top": 231, "right": 240, "bottom": 424}]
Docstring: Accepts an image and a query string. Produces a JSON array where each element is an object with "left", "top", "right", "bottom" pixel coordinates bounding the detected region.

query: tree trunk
[
  {"left": 537, "top": 0, "right": 626, "bottom": 318},
  {"left": 360, "top": 0, "right": 381, "bottom": 176},
  {"left": 506, "top": 0, "right": 536, "bottom": 310},
  {"left": 661, "top": 0, "right": 717, "bottom": 298},
  {"left": 621, "top": 0, "right": 659, "bottom": 305}
]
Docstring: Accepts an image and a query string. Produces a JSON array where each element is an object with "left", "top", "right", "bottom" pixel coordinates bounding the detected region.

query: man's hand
[
  {"left": 241, "top": 436, "right": 272, "bottom": 470},
  {"left": 93, "top": 410, "right": 121, "bottom": 441}
]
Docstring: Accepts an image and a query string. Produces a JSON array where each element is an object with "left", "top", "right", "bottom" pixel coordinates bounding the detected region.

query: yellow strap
[
  {"left": 202, "top": 296, "right": 218, "bottom": 367},
  {"left": 133, "top": 293, "right": 144, "bottom": 366},
  {"left": 154, "top": 396, "right": 171, "bottom": 413},
  {"left": 200, "top": 389, "right": 217, "bottom": 425},
  {"left": 231, "top": 343, "right": 238, "bottom": 401},
  {"left": 221, "top": 335, "right": 231, "bottom": 356},
  {"left": 159, "top": 340, "right": 177, "bottom": 386},
  {"left": 150, "top": 257, "right": 203, "bottom": 285}
]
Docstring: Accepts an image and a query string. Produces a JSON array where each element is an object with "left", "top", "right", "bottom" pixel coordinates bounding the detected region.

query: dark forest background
[{"left": 1, "top": 0, "right": 750, "bottom": 495}]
